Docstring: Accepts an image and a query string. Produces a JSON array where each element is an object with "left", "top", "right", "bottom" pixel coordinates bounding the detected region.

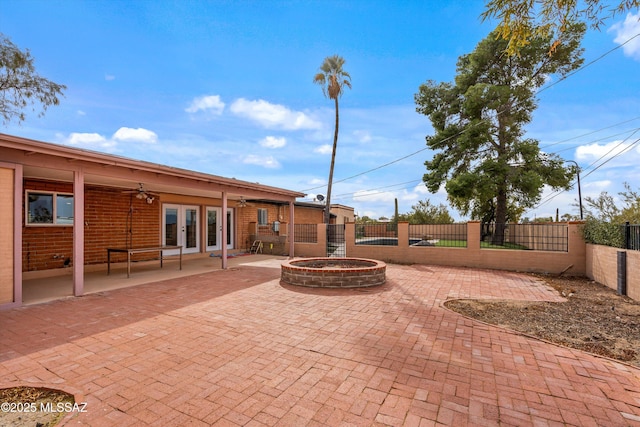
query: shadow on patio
[{"left": 22, "top": 254, "right": 287, "bottom": 305}]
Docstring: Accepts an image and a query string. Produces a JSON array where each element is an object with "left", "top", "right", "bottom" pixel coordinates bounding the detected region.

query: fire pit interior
[{"left": 281, "top": 257, "right": 386, "bottom": 288}]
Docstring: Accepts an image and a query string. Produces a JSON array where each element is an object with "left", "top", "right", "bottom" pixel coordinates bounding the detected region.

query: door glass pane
[
  {"left": 208, "top": 210, "right": 217, "bottom": 247},
  {"left": 227, "top": 210, "right": 232, "bottom": 245},
  {"left": 165, "top": 208, "right": 178, "bottom": 246},
  {"left": 185, "top": 209, "right": 197, "bottom": 249}
]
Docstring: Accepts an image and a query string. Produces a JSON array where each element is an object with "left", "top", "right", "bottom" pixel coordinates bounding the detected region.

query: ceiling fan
[
  {"left": 235, "top": 197, "right": 255, "bottom": 208},
  {"left": 123, "top": 183, "right": 159, "bottom": 204}
]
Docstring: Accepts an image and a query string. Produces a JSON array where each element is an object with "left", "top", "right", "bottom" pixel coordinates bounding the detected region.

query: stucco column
[
  {"left": 221, "top": 192, "right": 228, "bottom": 269},
  {"left": 73, "top": 170, "right": 85, "bottom": 296},
  {"left": 289, "top": 200, "right": 295, "bottom": 258}
]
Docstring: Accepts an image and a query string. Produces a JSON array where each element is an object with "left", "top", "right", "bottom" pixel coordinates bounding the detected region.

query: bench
[{"left": 107, "top": 246, "right": 183, "bottom": 278}]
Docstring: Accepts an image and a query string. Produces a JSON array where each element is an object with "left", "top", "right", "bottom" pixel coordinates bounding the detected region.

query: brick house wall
[
  {"left": 23, "top": 179, "right": 74, "bottom": 271},
  {"left": 23, "top": 180, "right": 160, "bottom": 271}
]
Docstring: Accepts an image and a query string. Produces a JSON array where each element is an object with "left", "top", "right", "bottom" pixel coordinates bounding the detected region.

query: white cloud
[
  {"left": 65, "top": 132, "right": 116, "bottom": 149},
  {"left": 353, "top": 130, "right": 372, "bottom": 143},
  {"left": 243, "top": 154, "right": 280, "bottom": 169},
  {"left": 113, "top": 127, "right": 158, "bottom": 144},
  {"left": 185, "top": 95, "right": 225, "bottom": 115},
  {"left": 105, "top": 74, "right": 115, "bottom": 81},
  {"left": 309, "top": 178, "right": 325, "bottom": 185},
  {"left": 575, "top": 140, "right": 638, "bottom": 164},
  {"left": 259, "top": 136, "right": 286, "bottom": 149},
  {"left": 314, "top": 144, "right": 332, "bottom": 154},
  {"left": 77, "top": 110, "right": 86, "bottom": 116},
  {"left": 230, "top": 98, "right": 321, "bottom": 130},
  {"left": 610, "top": 13, "right": 640, "bottom": 60}
]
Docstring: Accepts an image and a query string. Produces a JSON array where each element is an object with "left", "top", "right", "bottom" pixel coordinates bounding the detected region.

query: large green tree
[
  {"left": 415, "top": 24, "right": 585, "bottom": 244},
  {"left": 0, "top": 33, "right": 66, "bottom": 124},
  {"left": 482, "top": 0, "right": 639, "bottom": 55},
  {"left": 313, "top": 55, "right": 351, "bottom": 224}
]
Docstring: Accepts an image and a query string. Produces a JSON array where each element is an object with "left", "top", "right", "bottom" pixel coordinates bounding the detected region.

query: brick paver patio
[{"left": 1, "top": 260, "right": 639, "bottom": 426}]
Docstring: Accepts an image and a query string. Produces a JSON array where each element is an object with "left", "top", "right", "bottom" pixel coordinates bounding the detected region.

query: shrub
[{"left": 582, "top": 218, "right": 624, "bottom": 248}]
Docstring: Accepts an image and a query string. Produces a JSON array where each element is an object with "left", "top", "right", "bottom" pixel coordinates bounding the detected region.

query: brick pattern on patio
[{"left": 1, "top": 264, "right": 639, "bottom": 426}]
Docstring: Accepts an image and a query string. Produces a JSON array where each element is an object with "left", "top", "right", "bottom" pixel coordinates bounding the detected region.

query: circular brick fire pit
[{"left": 281, "top": 257, "right": 386, "bottom": 288}]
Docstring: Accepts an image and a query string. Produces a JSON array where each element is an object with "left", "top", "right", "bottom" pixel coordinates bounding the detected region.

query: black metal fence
[
  {"left": 355, "top": 222, "right": 398, "bottom": 246},
  {"left": 327, "top": 224, "right": 346, "bottom": 256},
  {"left": 294, "top": 224, "right": 317, "bottom": 243},
  {"left": 408, "top": 223, "right": 467, "bottom": 247},
  {"left": 623, "top": 222, "right": 640, "bottom": 251},
  {"left": 482, "top": 223, "right": 569, "bottom": 252}
]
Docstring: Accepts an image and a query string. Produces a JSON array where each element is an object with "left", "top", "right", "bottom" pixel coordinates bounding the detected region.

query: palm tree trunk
[{"left": 325, "top": 97, "right": 340, "bottom": 224}]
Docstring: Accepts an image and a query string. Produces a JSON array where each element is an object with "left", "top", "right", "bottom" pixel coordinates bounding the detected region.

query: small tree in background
[
  {"left": 398, "top": 200, "right": 454, "bottom": 224},
  {"left": 1, "top": 33, "right": 66, "bottom": 125}
]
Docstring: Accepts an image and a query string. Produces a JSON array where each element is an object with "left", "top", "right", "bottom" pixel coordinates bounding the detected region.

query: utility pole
[{"left": 565, "top": 160, "right": 583, "bottom": 220}]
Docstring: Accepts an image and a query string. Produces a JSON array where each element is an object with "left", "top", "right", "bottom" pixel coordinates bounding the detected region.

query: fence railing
[
  {"left": 623, "top": 222, "right": 640, "bottom": 251},
  {"left": 355, "top": 222, "right": 398, "bottom": 246},
  {"left": 482, "top": 223, "right": 569, "bottom": 252},
  {"left": 408, "top": 223, "right": 467, "bottom": 247},
  {"left": 294, "top": 224, "right": 317, "bottom": 243}
]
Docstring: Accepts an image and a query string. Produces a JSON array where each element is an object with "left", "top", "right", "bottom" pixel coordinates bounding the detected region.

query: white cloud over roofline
[
  {"left": 243, "top": 154, "right": 281, "bottom": 169},
  {"left": 113, "top": 127, "right": 158, "bottom": 144},
  {"left": 230, "top": 98, "right": 321, "bottom": 130}
]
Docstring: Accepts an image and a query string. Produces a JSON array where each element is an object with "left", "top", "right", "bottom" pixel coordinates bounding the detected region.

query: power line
[
  {"left": 299, "top": 32, "right": 640, "bottom": 195},
  {"left": 526, "top": 133, "right": 640, "bottom": 214}
]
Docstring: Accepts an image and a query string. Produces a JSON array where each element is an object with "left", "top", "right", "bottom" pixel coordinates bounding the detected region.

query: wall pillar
[
  {"left": 289, "top": 200, "right": 295, "bottom": 258},
  {"left": 221, "top": 192, "right": 228, "bottom": 269},
  {"left": 73, "top": 170, "right": 85, "bottom": 296}
]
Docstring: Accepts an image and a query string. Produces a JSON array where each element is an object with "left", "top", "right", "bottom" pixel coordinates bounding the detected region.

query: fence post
[
  {"left": 617, "top": 251, "right": 627, "bottom": 296},
  {"left": 467, "top": 221, "right": 481, "bottom": 249},
  {"left": 625, "top": 221, "right": 631, "bottom": 250}
]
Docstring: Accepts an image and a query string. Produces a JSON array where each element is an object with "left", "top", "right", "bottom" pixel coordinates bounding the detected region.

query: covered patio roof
[{"left": 0, "top": 133, "right": 305, "bottom": 308}]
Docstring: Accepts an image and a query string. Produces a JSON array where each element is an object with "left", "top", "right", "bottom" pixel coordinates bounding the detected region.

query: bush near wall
[{"left": 582, "top": 218, "right": 625, "bottom": 248}]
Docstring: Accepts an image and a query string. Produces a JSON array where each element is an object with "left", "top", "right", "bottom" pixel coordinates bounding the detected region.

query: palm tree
[{"left": 313, "top": 55, "right": 351, "bottom": 224}]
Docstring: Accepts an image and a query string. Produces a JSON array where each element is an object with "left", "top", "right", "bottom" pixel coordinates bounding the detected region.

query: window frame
[
  {"left": 25, "top": 190, "right": 74, "bottom": 226},
  {"left": 257, "top": 208, "right": 268, "bottom": 225}
]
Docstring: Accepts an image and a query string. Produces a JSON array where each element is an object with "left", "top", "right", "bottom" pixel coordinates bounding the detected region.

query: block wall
[{"left": 587, "top": 244, "right": 640, "bottom": 301}]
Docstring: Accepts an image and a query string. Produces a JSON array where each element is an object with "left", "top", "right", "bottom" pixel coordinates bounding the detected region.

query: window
[
  {"left": 26, "top": 191, "right": 74, "bottom": 225},
  {"left": 257, "top": 208, "right": 268, "bottom": 225}
]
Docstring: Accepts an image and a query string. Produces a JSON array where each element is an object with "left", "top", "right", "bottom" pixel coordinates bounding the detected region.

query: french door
[
  {"left": 206, "top": 207, "right": 234, "bottom": 251},
  {"left": 163, "top": 204, "right": 200, "bottom": 255}
]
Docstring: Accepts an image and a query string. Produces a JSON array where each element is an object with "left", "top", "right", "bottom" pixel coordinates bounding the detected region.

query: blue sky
[{"left": 2, "top": 1, "right": 639, "bottom": 221}]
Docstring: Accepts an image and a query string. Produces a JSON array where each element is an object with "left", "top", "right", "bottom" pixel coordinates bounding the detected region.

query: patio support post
[
  {"left": 221, "top": 191, "right": 228, "bottom": 269},
  {"left": 73, "top": 170, "right": 85, "bottom": 296},
  {"left": 289, "top": 200, "right": 295, "bottom": 258}
]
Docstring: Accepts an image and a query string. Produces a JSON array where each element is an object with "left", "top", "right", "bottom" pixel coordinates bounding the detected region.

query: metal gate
[{"left": 327, "top": 224, "right": 346, "bottom": 257}]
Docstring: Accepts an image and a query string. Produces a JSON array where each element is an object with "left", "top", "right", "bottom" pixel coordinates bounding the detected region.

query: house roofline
[{"left": 0, "top": 133, "right": 305, "bottom": 198}]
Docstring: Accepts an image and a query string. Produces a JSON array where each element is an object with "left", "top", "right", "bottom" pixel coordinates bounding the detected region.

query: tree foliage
[
  {"left": 482, "top": 0, "right": 639, "bottom": 55},
  {"left": 313, "top": 55, "right": 351, "bottom": 224},
  {"left": 0, "top": 33, "right": 66, "bottom": 125},
  {"left": 397, "top": 200, "right": 454, "bottom": 224},
  {"left": 415, "top": 25, "right": 585, "bottom": 244},
  {"left": 583, "top": 182, "right": 640, "bottom": 223}
]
